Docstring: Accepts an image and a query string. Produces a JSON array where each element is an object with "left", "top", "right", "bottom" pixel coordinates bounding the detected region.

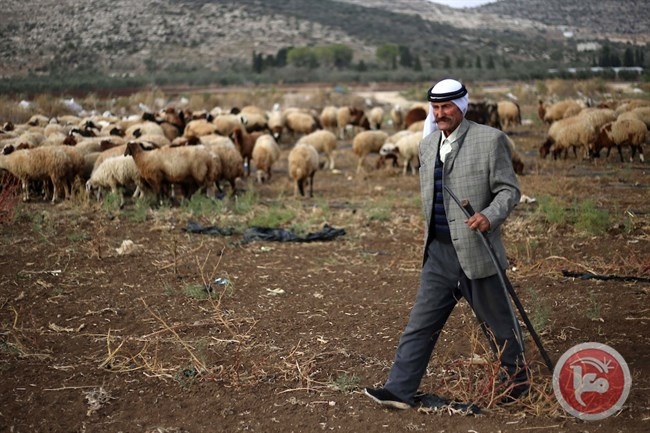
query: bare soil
[{"left": 1, "top": 96, "right": 649, "bottom": 433}]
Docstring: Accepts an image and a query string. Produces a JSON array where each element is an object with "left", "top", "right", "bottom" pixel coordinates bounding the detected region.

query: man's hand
[{"left": 466, "top": 212, "right": 490, "bottom": 232}]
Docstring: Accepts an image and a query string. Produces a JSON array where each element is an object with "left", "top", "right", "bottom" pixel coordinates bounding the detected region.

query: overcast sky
[{"left": 427, "top": 0, "right": 498, "bottom": 8}]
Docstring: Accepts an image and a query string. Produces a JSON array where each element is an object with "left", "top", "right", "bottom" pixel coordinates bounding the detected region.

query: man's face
[{"left": 431, "top": 101, "right": 463, "bottom": 135}]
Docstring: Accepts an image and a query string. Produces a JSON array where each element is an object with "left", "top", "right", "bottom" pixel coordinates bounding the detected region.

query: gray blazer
[{"left": 419, "top": 119, "right": 520, "bottom": 279}]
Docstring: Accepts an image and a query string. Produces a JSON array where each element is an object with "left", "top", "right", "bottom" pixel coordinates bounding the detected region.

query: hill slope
[{"left": 0, "top": 0, "right": 646, "bottom": 78}]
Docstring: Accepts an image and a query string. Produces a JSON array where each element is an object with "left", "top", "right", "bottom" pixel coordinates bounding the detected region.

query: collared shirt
[{"left": 440, "top": 127, "right": 461, "bottom": 163}]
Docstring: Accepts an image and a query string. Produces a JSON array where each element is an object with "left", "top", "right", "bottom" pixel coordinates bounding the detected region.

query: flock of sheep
[
  {"left": 537, "top": 98, "right": 649, "bottom": 162},
  {"left": 0, "top": 93, "right": 647, "bottom": 207}
]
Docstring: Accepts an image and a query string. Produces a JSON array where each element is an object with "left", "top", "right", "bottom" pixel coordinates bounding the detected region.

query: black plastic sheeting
[
  {"left": 183, "top": 221, "right": 346, "bottom": 243},
  {"left": 183, "top": 220, "right": 235, "bottom": 236},
  {"left": 242, "top": 224, "right": 346, "bottom": 243}
]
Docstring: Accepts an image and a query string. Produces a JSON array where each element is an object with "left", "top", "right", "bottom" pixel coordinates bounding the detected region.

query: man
[{"left": 364, "top": 79, "right": 528, "bottom": 410}]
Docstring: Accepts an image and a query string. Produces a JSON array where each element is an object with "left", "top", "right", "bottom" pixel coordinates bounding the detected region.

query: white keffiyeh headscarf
[{"left": 422, "top": 79, "right": 469, "bottom": 138}]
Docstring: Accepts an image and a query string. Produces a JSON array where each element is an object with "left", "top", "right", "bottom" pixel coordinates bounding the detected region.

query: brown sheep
[{"left": 593, "top": 118, "right": 647, "bottom": 162}]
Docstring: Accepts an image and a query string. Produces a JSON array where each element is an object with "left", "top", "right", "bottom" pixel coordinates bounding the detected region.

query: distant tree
[
  {"left": 376, "top": 44, "right": 399, "bottom": 69},
  {"left": 486, "top": 55, "right": 495, "bottom": 69},
  {"left": 252, "top": 51, "right": 263, "bottom": 73},
  {"left": 287, "top": 47, "right": 319, "bottom": 69},
  {"left": 623, "top": 47, "right": 635, "bottom": 67},
  {"left": 316, "top": 44, "right": 353, "bottom": 69},
  {"left": 475, "top": 55, "right": 482, "bottom": 69},
  {"left": 356, "top": 60, "right": 367, "bottom": 71},
  {"left": 443, "top": 55, "right": 451, "bottom": 69},
  {"left": 413, "top": 55, "right": 422, "bottom": 71},
  {"left": 275, "top": 47, "right": 290, "bottom": 68},
  {"left": 634, "top": 48, "right": 644, "bottom": 66},
  {"left": 455, "top": 55, "right": 466, "bottom": 69},
  {"left": 399, "top": 45, "right": 413, "bottom": 68}
]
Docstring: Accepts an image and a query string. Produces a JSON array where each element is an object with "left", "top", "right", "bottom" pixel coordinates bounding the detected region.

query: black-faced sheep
[
  {"left": 593, "top": 118, "right": 647, "bottom": 162},
  {"left": 352, "top": 130, "right": 389, "bottom": 173},
  {"left": 288, "top": 143, "right": 319, "bottom": 197},
  {"left": 251, "top": 134, "right": 281, "bottom": 183},
  {"left": 466, "top": 101, "right": 500, "bottom": 129},
  {"left": 296, "top": 129, "right": 337, "bottom": 170}
]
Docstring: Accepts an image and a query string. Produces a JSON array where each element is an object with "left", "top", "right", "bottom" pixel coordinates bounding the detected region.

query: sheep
[
  {"left": 539, "top": 116, "right": 596, "bottom": 160},
  {"left": 377, "top": 130, "right": 413, "bottom": 169},
  {"left": 213, "top": 113, "right": 246, "bottom": 136},
  {"left": 378, "top": 132, "right": 420, "bottom": 175},
  {"left": 268, "top": 110, "right": 284, "bottom": 141},
  {"left": 407, "top": 120, "right": 425, "bottom": 132},
  {"left": 85, "top": 155, "right": 146, "bottom": 206},
  {"left": 592, "top": 118, "right": 647, "bottom": 162},
  {"left": 543, "top": 99, "right": 584, "bottom": 124},
  {"left": 319, "top": 106, "right": 338, "bottom": 132},
  {"left": 0, "top": 145, "right": 78, "bottom": 202},
  {"left": 368, "top": 107, "right": 385, "bottom": 130},
  {"left": 183, "top": 118, "right": 219, "bottom": 138},
  {"left": 124, "top": 141, "right": 220, "bottom": 202},
  {"left": 506, "top": 136, "right": 525, "bottom": 175},
  {"left": 284, "top": 111, "right": 318, "bottom": 139},
  {"left": 288, "top": 143, "right": 319, "bottom": 197},
  {"left": 617, "top": 106, "right": 650, "bottom": 128},
  {"left": 296, "top": 129, "right": 337, "bottom": 170},
  {"left": 390, "top": 105, "right": 404, "bottom": 131},
  {"left": 404, "top": 106, "right": 428, "bottom": 129},
  {"left": 251, "top": 134, "right": 281, "bottom": 183},
  {"left": 466, "top": 101, "right": 500, "bottom": 129},
  {"left": 230, "top": 127, "right": 264, "bottom": 176},
  {"left": 202, "top": 140, "right": 244, "bottom": 195},
  {"left": 336, "top": 106, "right": 368, "bottom": 139},
  {"left": 125, "top": 120, "right": 166, "bottom": 139},
  {"left": 352, "top": 130, "right": 389, "bottom": 173},
  {"left": 537, "top": 100, "right": 546, "bottom": 122},
  {"left": 497, "top": 100, "right": 521, "bottom": 131}
]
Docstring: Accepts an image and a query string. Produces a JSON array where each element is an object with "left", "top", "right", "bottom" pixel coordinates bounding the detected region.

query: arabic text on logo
[{"left": 553, "top": 342, "right": 631, "bottom": 421}]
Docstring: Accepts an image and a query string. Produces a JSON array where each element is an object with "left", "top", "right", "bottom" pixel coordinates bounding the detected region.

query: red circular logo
[{"left": 553, "top": 342, "right": 631, "bottom": 420}]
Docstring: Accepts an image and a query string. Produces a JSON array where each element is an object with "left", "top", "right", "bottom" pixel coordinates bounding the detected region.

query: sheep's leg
[
  {"left": 638, "top": 146, "right": 644, "bottom": 163},
  {"left": 308, "top": 172, "right": 315, "bottom": 198},
  {"left": 402, "top": 160, "right": 408, "bottom": 176},
  {"left": 297, "top": 179, "right": 305, "bottom": 197},
  {"left": 356, "top": 156, "right": 364, "bottom": 173},
  {"left": 21, "top": 178, "right": 29, "bottom": 201},
  {"left": 328, "top": 152, "right": 335, "bottom": 170},
  {"left": 617, "top": 145, "right": 624, "bottom": 162}
]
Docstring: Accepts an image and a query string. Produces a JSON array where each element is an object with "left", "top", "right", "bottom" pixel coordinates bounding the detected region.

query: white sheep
[
  {"left": 288, "top": 143, "right": 319, "bottom": 197},
  {"left": 296, "top": 129, "right": 337, "bottom": 170},
  {"left": 183, "top": 118, "right": 219, "bottom": 138},
  {"left": 199, "top": 139, "right": 244, "bottom": 194},
  {"left": 268, "top": 110, "right": 284, "bottom": 141},
  {"left": 124, "top": 141, "right": 220, "bottom": 202},
  {"left": 390, "top": 106, "right": 404, "bottom": 131},
  {"left": 213, "top": 113, "right": 246, "bottom": 136},
  {"left": 593, "top": 117, "right": 647, "bottom": 162},
  {"left": 319, "top": 106, "right": 338, "bottom": 132},
  {"left": 125, "top": 120, "right": 166, "bottom": 139},
  {"left": 394, "top": 132, "right": 421, "bottom": 175},
  {"left": 86, "top": 155, "right": 146, "bottom": 206},
  {"left": 0, "top": 145, "right": 77, "bottom": 202},
  {"left": 251, "top": 134, "right": 281, "bottom": 183},
  {"left": 497, "top": 100, "right": 521, "bottom": 131},
  {"left": 368, "top": 107, "right": 385, "bottom": 130},
  {"left": 543, "top": 99, "right": 585, "bottom": 124},
  {"left": 539, "top": 116, "right": 596, "bottom": 160},
  {"left": 284, "top": 111, "right": 318, "bottom": 138},
  {"left": 352, "top": 130, "right": 389, "bottom": 173},
  {"left": 617, "top": 106, "right": 650, "bottom": 128}
]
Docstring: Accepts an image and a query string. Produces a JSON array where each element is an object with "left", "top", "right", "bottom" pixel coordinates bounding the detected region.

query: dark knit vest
[{"left": 431, "top": 147, "right": 451, "bottom": 242}]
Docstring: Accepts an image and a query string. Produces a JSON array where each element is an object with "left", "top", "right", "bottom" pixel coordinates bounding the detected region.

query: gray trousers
[{"left": 384, "top": 238, "right": 525, "bottom": 405}]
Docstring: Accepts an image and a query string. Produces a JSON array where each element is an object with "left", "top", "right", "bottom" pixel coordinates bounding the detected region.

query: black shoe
[
  {"left": 363, "top": 387, "right": 412, "bottom": 410},
  {"left": 499, "top": 368, "right": 531, "bottom": 405},
  {"left": 415, "top": 392, "right": 481, "bottom": 415}
]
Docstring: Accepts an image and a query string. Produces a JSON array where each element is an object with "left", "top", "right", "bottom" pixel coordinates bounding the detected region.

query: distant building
[{"left": 577, "top": 42, "right": 601, "bottom": 52}]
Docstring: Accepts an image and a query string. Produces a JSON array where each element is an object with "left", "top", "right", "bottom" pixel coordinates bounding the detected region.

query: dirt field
[{"left": 0, "top": 89, "right": 649, "bottom": 433}]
